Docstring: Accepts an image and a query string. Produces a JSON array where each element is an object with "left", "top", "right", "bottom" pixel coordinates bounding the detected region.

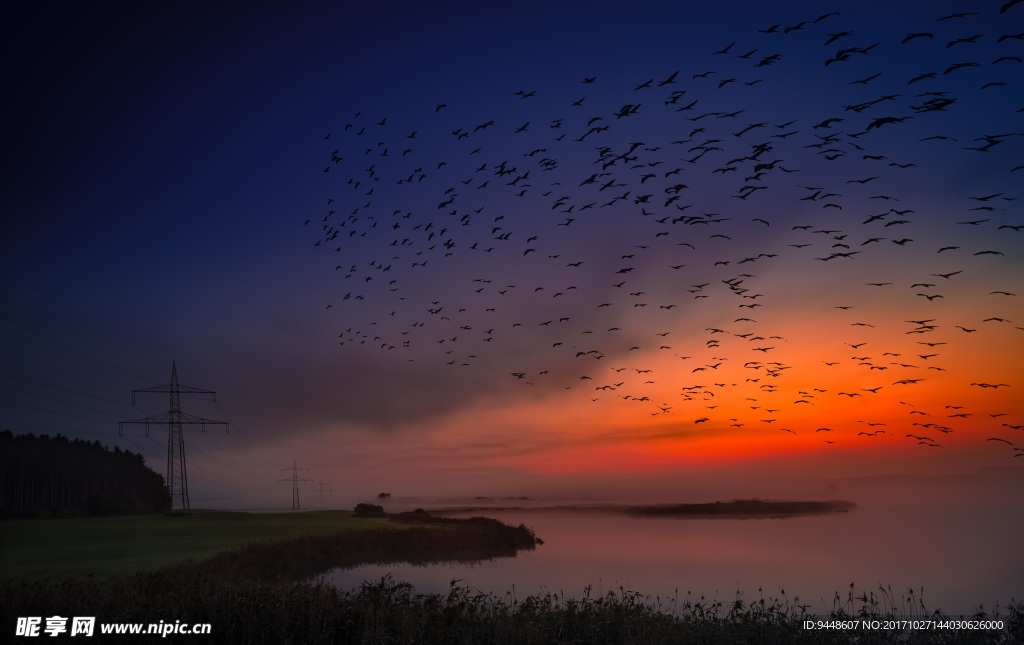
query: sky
[{"left": 2, "top": 0, "right": 1022, "bottom": 510}]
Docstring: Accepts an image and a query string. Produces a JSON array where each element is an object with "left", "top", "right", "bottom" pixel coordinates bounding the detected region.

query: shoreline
[
  {"left": 3, "top": 511, "right": 1019, "bottom": 643},
  {"left": 432, "top": 498, "right": 857, "bottom": 518}
]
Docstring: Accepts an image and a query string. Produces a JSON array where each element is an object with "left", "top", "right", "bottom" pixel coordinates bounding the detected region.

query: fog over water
[{"left": 326, "top": 467, "right": 1023, "bottom": 617}]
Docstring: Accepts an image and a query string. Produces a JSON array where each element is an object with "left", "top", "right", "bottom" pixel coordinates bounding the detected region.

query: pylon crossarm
[
  {"left": 121, "top": 411, "right": 173, "bottom": 425},
  {"left": 196, "top": 420, "right": 229, "bottom": 433},
  {"left": 121, "top": 363, "right": 227, "bottom": 515},
  {"left": 132, "top": 384, "right": 217, "bottom": 396},
  {"left": 201, "top": 421, "right": 227, "bottom": 433},
  {"left": 119, "top": 411, "right": 228, "bottom": 428},
  {"left": 174, "top": 410, "right": 227, "bottom": 426}
]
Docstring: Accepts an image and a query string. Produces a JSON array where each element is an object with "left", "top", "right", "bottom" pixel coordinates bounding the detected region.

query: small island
[{"left": 625, "top": 499, "right": 856, "bottom": 518}]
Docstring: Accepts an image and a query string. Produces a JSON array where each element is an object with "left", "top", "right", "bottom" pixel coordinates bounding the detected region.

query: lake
[{"left": 326, "top": 477, "right": 1023, "bottom": 617}]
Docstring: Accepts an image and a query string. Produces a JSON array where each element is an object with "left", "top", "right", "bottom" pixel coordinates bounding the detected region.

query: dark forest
[{"left": 0, "top": 430, "right": 169, "bottom": 517}]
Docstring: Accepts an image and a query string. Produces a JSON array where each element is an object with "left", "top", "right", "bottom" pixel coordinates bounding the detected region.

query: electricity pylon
[
  {"left": 279, "top": 459, "right": 312, "bottom": 510},
  {"left": 313, "top": 479, "right": 333, "bottom": 497},
  {"left": 120, "top": 362, "right": 227, "bottom": 515}
]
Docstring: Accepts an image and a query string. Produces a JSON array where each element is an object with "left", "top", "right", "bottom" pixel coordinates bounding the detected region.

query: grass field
[{"left": 0, "top": 510, "right": 394, "bottom": 580}]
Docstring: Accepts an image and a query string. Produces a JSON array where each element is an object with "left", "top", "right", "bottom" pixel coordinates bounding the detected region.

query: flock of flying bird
[{"left": 311, "top": 2, "right": 1022, "bottom": 461}]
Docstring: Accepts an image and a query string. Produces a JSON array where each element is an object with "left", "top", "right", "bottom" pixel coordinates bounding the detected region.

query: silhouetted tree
[
  {"left": 0, "top": 430, "right": 169, "bottom": 517},
  {"left": 353, "top": 502, "right": 386, "bottom": 517}
]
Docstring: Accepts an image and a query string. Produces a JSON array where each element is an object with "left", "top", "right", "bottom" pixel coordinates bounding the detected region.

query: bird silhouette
[{"left": 314, "top": 1, "right": 1021, "bottom": 461}]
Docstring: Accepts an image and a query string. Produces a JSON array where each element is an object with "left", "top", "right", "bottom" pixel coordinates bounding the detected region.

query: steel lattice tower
[
  {"left": 313, "top": 479, "right": 333, "bottom": 497},
  {"left": 279, "top": 459, "right": 312, "bottom": 510},
  {"left": 120, "top": 362, "right": 227, "bottom": 514}
]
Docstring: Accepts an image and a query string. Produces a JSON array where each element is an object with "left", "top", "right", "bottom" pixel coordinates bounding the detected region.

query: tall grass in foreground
[
  {"left": 2, "top": 515, "right": 1019, "bottom": 644},
  {"left": 4, "top": 574, "right": 1018, "bottom": 644},
  {"left": 341, "top": 577, "right": 1022, "bottom": 644}
]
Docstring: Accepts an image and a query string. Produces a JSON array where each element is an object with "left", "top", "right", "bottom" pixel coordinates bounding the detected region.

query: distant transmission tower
[
  {"left": 313, "top": 479, "right": 333, "bottom": 497},
  {"left": 120, "top": 362, "right": 227, "bottom": 515},
  {"left": 279, "top": 459, "right": 312, "bottom": 510}
]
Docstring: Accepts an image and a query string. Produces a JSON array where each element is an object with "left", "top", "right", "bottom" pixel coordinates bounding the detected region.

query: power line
[
  {"left": 1, "top": 274, "right": 285, "bottom": 509},
  {"left": 183, "top": 454, "right": 272, "bottom": 494},
  {"left": 0, "top": 419, "right": 155, "bottom": 446},
  {"left": 313, "top": 479, "right": 333, "bottom": 497},
  {"left": 212, "top": 400, "right": 279, "bottom": 475},
  {"left": 0, "top": 370, "right": 137, "bottom": 406},
  {"left": 0, "top": 268, "right": 170, "bottom": 366},
  {"left": 279, "top": 459, "right": 312, "bottom": 510},
  {"left": 0, "top": 398, "right": 121, "bottom": 424},
  {"left": 0, "top": 313, "right": 157, "bottom": 384},
  {"left": 120, "top": 362, "right": 227, "bottom": 515},
  {"left": 190, "top": 432, "right": 272, "bottom": 482},
  {"left": 0, "top": 384, "right": 133, "bottom": 418}
]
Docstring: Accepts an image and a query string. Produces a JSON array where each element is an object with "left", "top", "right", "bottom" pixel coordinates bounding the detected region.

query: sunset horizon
[{"left": 3, "top": 1, "right": 1022, "bottom": 633}]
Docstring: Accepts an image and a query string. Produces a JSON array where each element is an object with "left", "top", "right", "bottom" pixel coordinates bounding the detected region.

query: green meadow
[{"left": 0, "top": 510, "right": 393, "bottom": 580}]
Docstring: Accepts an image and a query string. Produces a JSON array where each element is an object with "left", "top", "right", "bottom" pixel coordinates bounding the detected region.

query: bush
[{"left": 352, "top": 503, "right": 385, "bottom": 517}]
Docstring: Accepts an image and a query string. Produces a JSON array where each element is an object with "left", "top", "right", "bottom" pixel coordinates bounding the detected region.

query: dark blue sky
[{"left": 2, "top": 1, "right": 1022, "bottom": 508}]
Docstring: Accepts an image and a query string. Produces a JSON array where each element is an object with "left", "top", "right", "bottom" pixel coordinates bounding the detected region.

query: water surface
[{"left": 326, "top": 485, "right": 1022, "bottom": 616}]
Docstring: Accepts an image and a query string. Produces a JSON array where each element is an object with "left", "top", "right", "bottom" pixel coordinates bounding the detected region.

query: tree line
[{"left": 0, "top": 430, "right": 169, "bottom": 517}]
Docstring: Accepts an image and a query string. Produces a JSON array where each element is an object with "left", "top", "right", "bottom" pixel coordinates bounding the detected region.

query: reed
[{"left": 2, "top": 515, "right": 1018, "bottom": 644}]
